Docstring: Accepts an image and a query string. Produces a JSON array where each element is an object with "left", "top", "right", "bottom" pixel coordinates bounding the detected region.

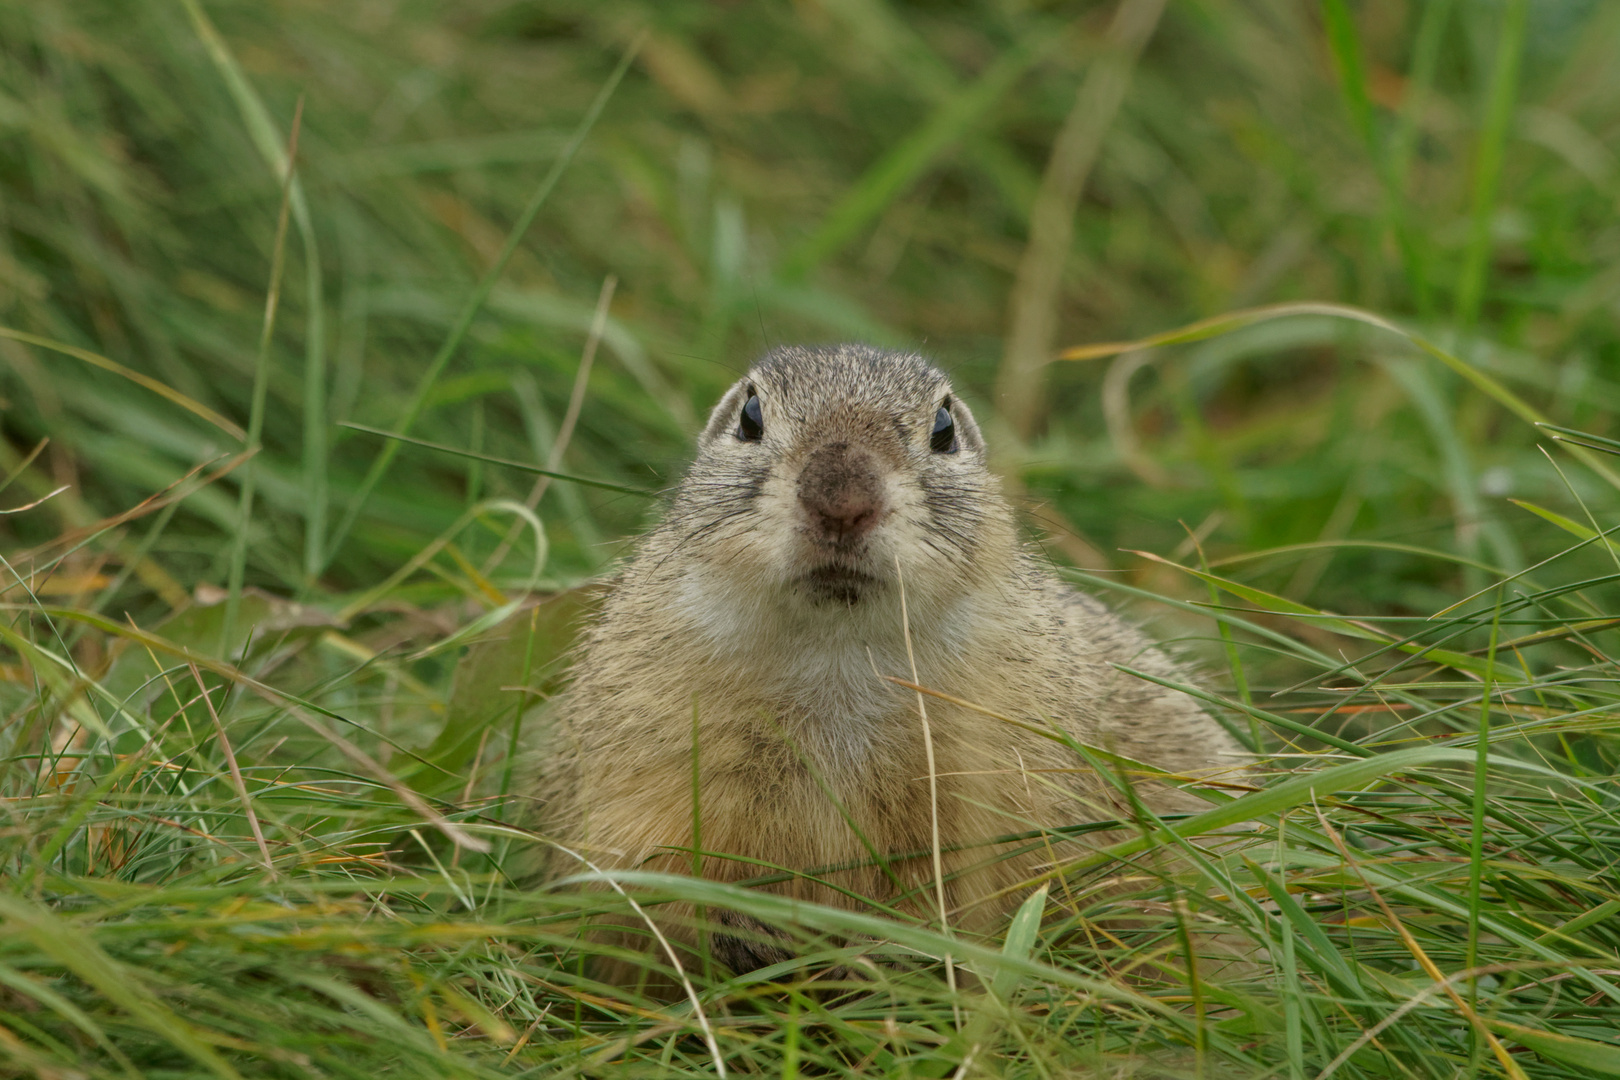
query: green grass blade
[
  {"left": 223, "top": 101, "right": 300, "bottom": 658},
  {"left": 1320, "top": 0, "right": 1376, "bottom": 150},
  {"left": 1454, "top": 0, "right": 1530, "bottom": 328},
  {"left": 0, "top": 327, "right": 243, "bottom": 440},
  {"left": 1390, "top": 0, "right": 1453, "bottom": 312},
  {"left": 990, "top": 883, "right": 1047, "bottom": 1001},
  {"left": 778, "top": 30, "right": 1053, "bottom": 280},
  {"left": 1058, "top": 300, "right": 1620, "bottom": 487},
  {"left": 1058, "top": 743, "right": 1603, "bottom": 883},
  {"left": 0, "top": 959, "right": 138, "bottom": 1074},
  {"left": 338, "top": 422, "right": 654, "bottom": 495},
  {"left": 1465, "top": 588, "right": 1503, "bottom": 1007},
  {"left": 1485, "top": 1021, "right": 1620, "bottom": 1077},
  {"left": 1128, "top": 549, "right": 1514, "bottom": 682},
  {"left": 0, "top": 894, "right": 244, "bottom": 1079},
  {"left": 182, "top": 0, "right": 328, "bottom": 581},
  {"left": 1538, "top": 422, "right": 1620, "bottom": 456},
  {"left": 556, "top": 870, "right": 1175, "bottom": 1015},
  {"left": 1509, "top": 498, "right": 1620, "bottom": 553},
  {"left": 322, "top": 36, "right": 644, "bottom": 569},
  {"left": 1321, "top": 0, "right": 1431, "bottom": 310}
]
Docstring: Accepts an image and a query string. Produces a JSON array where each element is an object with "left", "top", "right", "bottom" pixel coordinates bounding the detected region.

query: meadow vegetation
[{"left": 2, "top": 0, "right": 1620, "bottom": 1075}]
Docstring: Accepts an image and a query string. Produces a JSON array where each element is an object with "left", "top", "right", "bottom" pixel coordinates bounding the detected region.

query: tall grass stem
[{"left": 224, "top": 97, "right": 302, "bottom": 658}]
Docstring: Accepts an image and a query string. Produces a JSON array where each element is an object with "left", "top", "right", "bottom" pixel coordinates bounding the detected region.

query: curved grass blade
[
  {"left": 0, "top": 327, "right": 244, "bottom": 441},
  {"left": 1057, "top": 300, "right": 1620, "bottom": 487},
  {"left": 1208, "top": 538, "right": 1505, "bottom": 574},
  {"left": 554, "top": 869, "right": 1178, "bottom": 1019}
]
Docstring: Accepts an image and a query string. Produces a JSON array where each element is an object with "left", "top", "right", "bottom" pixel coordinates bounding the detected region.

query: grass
[{"left": 3, "top": 0, "right": 1620, "bottom": 1075}]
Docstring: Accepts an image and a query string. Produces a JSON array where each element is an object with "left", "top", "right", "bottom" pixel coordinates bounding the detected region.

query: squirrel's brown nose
[{"left": 797, "top": 442, "right": 886, "bottom": 544}]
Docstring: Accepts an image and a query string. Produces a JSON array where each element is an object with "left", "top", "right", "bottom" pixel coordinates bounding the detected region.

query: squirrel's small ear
[
  {"left": 947, "top": 394, "right": 987, "bottom": 455},
  {"left": 700, "top": 380, "right": 754, "bottom": 444}
]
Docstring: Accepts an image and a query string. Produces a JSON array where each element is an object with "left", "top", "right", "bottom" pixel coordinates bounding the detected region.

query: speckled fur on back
[{"left": 530, "top": 344, "right": 1247, "bottom": 977}]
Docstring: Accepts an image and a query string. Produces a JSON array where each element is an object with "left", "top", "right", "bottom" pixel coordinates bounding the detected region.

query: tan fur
[{"left": 530, "top": 345, "right": 1246, "bottom": 976}]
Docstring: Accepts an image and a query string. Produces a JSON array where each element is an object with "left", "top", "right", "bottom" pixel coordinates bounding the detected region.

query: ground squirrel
[{"left": 534, "top": 344, "right": 1246, "bottom": 978}]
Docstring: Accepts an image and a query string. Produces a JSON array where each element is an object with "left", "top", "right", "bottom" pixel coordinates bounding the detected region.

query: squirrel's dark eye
[
  {"left": 736, "top": 393, "right": 763, "bottom": 441},
  {"left": 930, "top": 403, "right": 957, "bottom": 453}
]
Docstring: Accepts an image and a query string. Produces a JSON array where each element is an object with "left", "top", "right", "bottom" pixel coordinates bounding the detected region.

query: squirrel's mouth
[{"left": 797, "top": 563, "right": 882, "bottom": 605}]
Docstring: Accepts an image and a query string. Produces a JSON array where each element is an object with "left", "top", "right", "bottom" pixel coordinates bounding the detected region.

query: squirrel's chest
[
  {"left": 695, "top": 695, "right": 919, "bottom": 787},
  {"left": 691, "top": 709, "right": 957, "bottom": 864}
]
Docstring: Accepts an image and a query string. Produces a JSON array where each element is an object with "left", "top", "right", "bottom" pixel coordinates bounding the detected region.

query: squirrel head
[{"left": 658, "top": 345, "right": 1018, "bottom": 619}]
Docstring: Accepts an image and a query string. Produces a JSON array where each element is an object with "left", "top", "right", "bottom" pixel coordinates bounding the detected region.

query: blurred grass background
[
  {"left": 5, "top": 0, "right": 1616, "bottom": 611},
  {"left": 4, "top": 0, "right": 1620, "bottom": 1076}
]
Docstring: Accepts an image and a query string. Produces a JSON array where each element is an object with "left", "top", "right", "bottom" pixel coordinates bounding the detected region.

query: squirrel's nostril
[{"left": 797, "top": 443, "right": 885, "bottom": 543}]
